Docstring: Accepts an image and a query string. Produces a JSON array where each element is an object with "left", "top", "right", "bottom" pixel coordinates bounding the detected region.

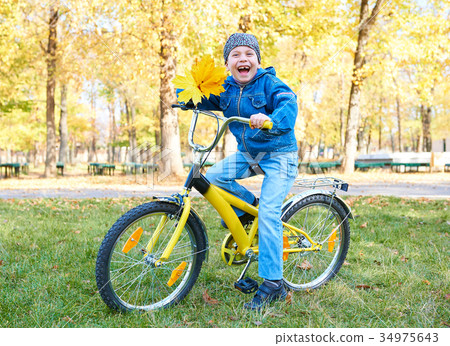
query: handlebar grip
[{"left": 261, "top": 121, "right": 273, "bottom": 130}]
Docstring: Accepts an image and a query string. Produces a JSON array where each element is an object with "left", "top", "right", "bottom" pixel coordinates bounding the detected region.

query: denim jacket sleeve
[{"left": 266, "top": 81, "right": 298, "bottom": 136}]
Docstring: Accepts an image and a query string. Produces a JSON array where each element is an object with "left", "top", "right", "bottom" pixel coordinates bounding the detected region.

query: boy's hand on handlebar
[{"left": 250, "top": 113, "right": 272, "bottom": 130}]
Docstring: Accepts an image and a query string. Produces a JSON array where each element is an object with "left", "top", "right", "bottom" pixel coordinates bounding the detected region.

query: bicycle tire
[
  {"left": 281, "top": 194, "right": 350, "bottom": 290},
  {"left": 95, "top": 201, "right": 206, "bottom": 312}
]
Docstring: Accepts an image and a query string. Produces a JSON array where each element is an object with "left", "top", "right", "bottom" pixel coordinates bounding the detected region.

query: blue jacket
[{"left": 197, "top": 67, "right": 298, "bottom": 156}]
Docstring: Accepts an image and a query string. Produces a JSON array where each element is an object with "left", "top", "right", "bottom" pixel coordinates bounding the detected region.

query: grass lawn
[{"left": 0, "top": 195, "right": 448, "bottom": 328}]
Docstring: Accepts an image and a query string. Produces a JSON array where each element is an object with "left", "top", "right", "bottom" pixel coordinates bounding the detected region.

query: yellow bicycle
[{"left": 95, "top": 105, "right": 353, "bottom": 312}]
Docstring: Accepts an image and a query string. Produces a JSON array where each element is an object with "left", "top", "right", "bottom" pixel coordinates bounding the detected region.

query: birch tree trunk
[{"left": 343, "top": 0, "right": 385, "bottom": 174}]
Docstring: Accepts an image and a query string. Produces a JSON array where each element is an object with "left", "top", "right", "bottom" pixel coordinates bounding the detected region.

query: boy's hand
[{"left": 250, "top": 113, "right": 271, "bottom": 129}]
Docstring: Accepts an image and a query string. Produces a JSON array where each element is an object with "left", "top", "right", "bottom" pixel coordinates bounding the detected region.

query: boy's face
[{"left": 226, "top": 46, "right": 260, "bottom": 84}]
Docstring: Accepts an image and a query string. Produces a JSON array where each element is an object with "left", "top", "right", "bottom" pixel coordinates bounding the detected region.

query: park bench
[
  {"left": 121, "top": 162, "right": 157, "bottom": 175},
  {"left": 391, "top": 162, "right": 430, "bottom": 173},
  {"left": 355, "top": 161, "right": 391, "bottom": 171},
  {"left": 56, "top": 162, "right": 64, "bottom": 176},
  {"left": 0, "top": 163, "right": 21, "bottom": 178},
  {"left": 183, "top": 161, "right": 215, "bottom": 169},
  {"left": 308, "top": 160, "right": 341, "bottom": 174},
  {"left": 89, "top": 163, "right": 116, "bottom": 175},
  {"left": 21, "top": 163, "right": 29, "bottom": 175}
]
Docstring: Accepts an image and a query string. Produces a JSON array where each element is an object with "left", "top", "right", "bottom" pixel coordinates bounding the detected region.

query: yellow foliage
[{"left": 173, "top": 55, "right": 226, "bottom": 105}]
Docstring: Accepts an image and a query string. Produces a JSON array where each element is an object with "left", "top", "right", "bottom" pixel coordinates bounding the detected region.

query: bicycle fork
[{"left": 153, "top": 193, "right": 191, "bottom": 267}]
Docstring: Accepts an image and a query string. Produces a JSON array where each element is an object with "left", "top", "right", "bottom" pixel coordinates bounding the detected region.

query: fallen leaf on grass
[
  {"left": 52, "top": 265, "right": 58, "bottom": 270},
  {"left": 343, "top": 261, "right": 351, "bottom": 266},
  {"left": 400, "top": 256, "right": 409, "bottom": 262},
  {"left": 360, "top": 222, "right": 368, "bottom": 228},
  {"left": 297, "top": 260, "right": 312, "bottom": 271},
  {"left": 202, "top": 289, "right": 219, "bottom": 305},
  {"left": 62, "top": 316, "right": 74, "bottom": 324},
  {"left": 445, "top": 294, "right": 450, "bottom": 300},
  {"left": 74, "top": 230, "right": 81, "bottom": 234},
  {"left": 422, "top": 280, "right": 431, "bottom": 285},
  {"left": 356, "top": 284, "right": 373, "bottom": 290},
  {"left": 286, "top": 291, "right": 293, "bottom": 305},
  {"left": 0, "top": 260, "right": 3, "bottom": 266}
]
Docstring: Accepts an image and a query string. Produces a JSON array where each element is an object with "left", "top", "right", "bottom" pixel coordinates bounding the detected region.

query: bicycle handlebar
[{"left": 172, "top": 104, "right": 273, "bottom": 152}]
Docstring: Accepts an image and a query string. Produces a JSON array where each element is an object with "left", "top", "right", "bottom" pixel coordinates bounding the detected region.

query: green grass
[{"left": 0, "top": 195, "right": 448, "bottom": 328}]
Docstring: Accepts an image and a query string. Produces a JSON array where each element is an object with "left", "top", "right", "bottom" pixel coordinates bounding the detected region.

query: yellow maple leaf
[{"left": 173, "top": 55, "right": 227, "bottom": 105}]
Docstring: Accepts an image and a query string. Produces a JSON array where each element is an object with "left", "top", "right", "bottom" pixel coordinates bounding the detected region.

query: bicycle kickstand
[{"left": 234, "top": 251, "right": 258, "bottom": 294}]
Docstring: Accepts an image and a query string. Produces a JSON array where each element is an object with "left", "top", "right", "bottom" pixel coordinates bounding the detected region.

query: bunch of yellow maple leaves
[{"left": 173, "top": 55, "right": 227, "bottom": 105}]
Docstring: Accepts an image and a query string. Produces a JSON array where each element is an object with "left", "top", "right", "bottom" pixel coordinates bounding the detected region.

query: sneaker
[
  {"left": 221, "top": 198, "right": 259, "bottom": 229},
  {"left": 244, "top": 279, "right": 287, "bottom": 311}
]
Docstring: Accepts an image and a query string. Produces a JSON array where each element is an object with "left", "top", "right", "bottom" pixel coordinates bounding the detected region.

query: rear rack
[{"left": 293, "top": 177, "right": 349, "bottom": 192}]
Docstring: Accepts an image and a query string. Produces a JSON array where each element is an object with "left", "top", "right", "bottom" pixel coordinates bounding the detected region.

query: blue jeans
[{"left": 205, "top": 151, "right": 298, "bottom": 280}]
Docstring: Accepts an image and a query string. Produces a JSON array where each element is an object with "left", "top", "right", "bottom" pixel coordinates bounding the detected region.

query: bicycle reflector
[
  {"left": 122, "top": 227, "right": 143, "bottom": 254},
  {"left": 283, "top": 235, "right": 290, "bottom": 261},
  {"left": 328, "top": 228, "right": 337, "bottom": 252},
  {"left": 167, "top": 262, "right": 187, "bottom": 287}
]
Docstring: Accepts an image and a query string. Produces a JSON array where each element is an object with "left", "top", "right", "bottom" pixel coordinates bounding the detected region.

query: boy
[{"left": 195, "top": 33, "right": 298, "bottom": 310}]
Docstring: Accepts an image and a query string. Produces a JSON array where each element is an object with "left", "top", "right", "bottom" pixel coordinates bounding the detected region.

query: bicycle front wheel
[
  {"left": 281, "top": 194, "right": 350, "bottom": 290},
  {"left": 95, "top": 201, "right": 206, "bottom": 312}
]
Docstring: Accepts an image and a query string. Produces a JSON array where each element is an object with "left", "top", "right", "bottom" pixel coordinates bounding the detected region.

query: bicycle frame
[{"left": 149, "top": 106, "right": 321, "bottom": 267}]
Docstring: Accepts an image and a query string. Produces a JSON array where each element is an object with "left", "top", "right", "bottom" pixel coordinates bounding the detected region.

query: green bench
[
  {"left": 56, "top": 162, "right": 64, "bottom": 176},
  {"left": 391, "top": 162, "right": 430, "bottom": 173},
  {"left": 89, "top": 163, "right": 116, "bottom": 175},
  {"left": 183, "top": 161, "right": 215, "bottom": 169},
  {"left": 355, "top": 161, "right": 390, "bottom": 171},
  {"left": 0, "top": 163, "right": 21, "bottom": 178},
  {"left": 122, "top": 163, "right": 158, "bottom": 175},
  {"left": 308, "top": 160, "right": 341, "bottom": 173}
]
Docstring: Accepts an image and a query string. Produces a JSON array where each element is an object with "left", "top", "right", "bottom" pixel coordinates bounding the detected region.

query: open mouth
[{"left": 237, "top": 66, "right": 250, "bottom": 75}]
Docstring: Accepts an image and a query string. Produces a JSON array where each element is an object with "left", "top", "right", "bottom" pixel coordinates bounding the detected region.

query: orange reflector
[
  {"left": 122, "top": 227, "right": 143, "bottom": 254},
  {"left": 328, "top": 229, "right": 337, "bottom": 252},
  {"left": 167, "top": 261, "right": 187, "bottom": 287},
  {"left": 283, "top": 235, "right": 290, "bottom": 261}
]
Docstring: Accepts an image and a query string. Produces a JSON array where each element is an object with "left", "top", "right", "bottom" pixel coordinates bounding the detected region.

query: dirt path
[{"left": 1, "top": 172, "right": 449, "bottom": 199}]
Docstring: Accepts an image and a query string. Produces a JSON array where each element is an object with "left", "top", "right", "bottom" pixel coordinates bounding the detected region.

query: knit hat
[{"left": 223, "top": 33, "right": 261, "bottom": 63}]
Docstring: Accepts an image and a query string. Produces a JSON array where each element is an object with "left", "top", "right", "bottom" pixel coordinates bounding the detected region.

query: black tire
[
  {"left": 95, "top": 201, "right": 206, "bottom": 312},
  {"left": 281, "top": 194, "right": 350, "bottom": 290}
]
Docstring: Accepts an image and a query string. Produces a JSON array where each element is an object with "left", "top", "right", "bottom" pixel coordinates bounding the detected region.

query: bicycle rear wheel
[
  {"left": 281, "top": 194, "right": 350, "bottom": 290},
  {"left": 95, "top": 201, "right": 206, "bottom": 312}
]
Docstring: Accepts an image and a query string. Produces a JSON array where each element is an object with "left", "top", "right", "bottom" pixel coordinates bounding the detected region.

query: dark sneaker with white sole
[{"left": 244, "top": 279, "right": 287, "bottom": 311}]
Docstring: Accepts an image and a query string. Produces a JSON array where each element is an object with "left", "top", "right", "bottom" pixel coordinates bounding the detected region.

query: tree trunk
[
  {"left": 58, "top": 84, "right": 68, "bottom": 163},
  {"left": 378, "top": 98, "right": 383, "bottom": 151},
  {"left": 339, "top": 71, "right": 346, "bottom": 153},
  {"left": 125, "top": 98, "right": 137, "bottom": 162},
  {"left": 44, "top": 5, "right": 58, "bottom": 177},
  {"left": 396, "top": 97, "right": 403, "bottom": 152},
  {"left": 158, "top": 3, "right": 184, "bottom": 178},
  {"left": 421, "top": 105, "right": 432, "bottom": 152},
  {"left": 343, "top": 0, "right": 385, "bottom": 174}
]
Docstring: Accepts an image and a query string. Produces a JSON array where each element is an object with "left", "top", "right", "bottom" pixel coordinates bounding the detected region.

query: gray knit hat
[{"left": 223, "top": 33, "right": 261, "bottom": 63}]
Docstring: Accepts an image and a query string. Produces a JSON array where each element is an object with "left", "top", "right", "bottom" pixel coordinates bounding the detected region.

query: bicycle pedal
[{"left": 234, "top": 277, "right": 258, "bottom": 294}]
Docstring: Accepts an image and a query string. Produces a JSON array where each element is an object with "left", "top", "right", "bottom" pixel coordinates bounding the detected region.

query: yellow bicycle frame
[{"left": 151, "top": 184, "right": 322, "bottom": 266}]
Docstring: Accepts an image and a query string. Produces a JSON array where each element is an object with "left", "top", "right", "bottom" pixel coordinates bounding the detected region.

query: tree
[
  {"left": 43, "top": 3, "right": 59, "bottom": 177},
  {"left": 343, "top": 0, "right": 385, "bottom": 174}
]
